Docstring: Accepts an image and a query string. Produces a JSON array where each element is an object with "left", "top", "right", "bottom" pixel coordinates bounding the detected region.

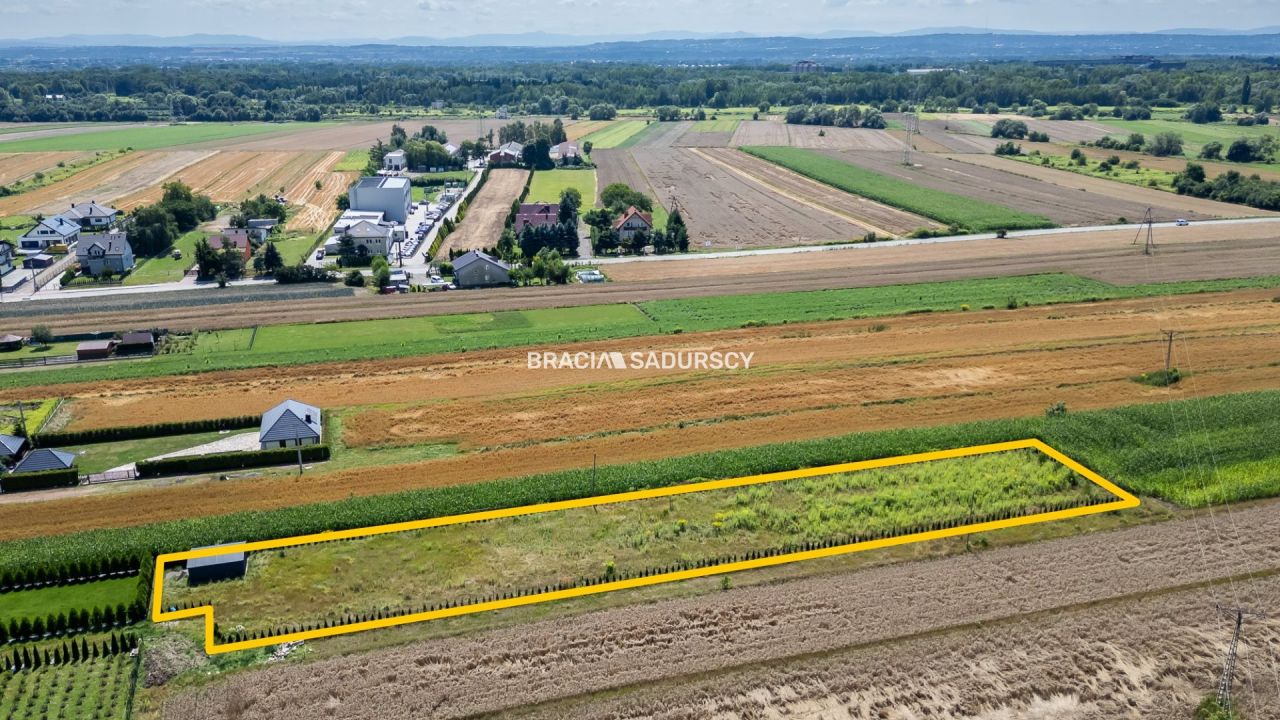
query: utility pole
[
  {"left": 1215, "top": 604, "right": 1265, "bottom": 714},
  {"left": 1132, "top": 207, "right": 1156, "bottom": 255},
  {"left": 1162, "top": 330, "right": 1177, "bottom": 382}
]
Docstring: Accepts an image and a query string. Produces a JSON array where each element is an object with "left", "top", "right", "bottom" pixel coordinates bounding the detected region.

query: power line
[
  {"left": 1216, "top": 604, "right": 1266, "bottom": 714},
  {"left": 1132, "top": 207, "right": 1156, "bottom": 255}
]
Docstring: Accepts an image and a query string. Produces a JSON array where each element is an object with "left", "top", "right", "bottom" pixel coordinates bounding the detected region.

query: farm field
[
  {"left": 0, "top": 150, "right": 211, "bottom": 217},
  {"left": 632, "top": 147, "right": 865, "bottom": 247},
  {"left": 333, "top": 149, "right": 368, "bottom": 172},
  {"left": 936, "top": 113, "right": 1117, "bottom": 145},
  {"left": 4, "top": 286, "right": 1280, "bottom": 542},
  {"left": 743, "top": 146, "right": 1055, "bottom": 231},
  {"left": 1, "top": 654, "right": 137, "bottom": 720},
  {"left": 0, "top": 122, "right": 307, "bottom": 153},
  {"left": 577, "top": 120, "right": 651, "bottom": 149},
  {"left": 436, "top": 168, "right": 528, "bottom": 255},
  {"left": 1096, "top": 117, "right": 1280, "bottom": 152},
  {"left": 525, "top": 168, "right": 596, "bottom": 205},
  {"left": 0, "top": 151, "right": 92, "bottom": 186},
  {"left": 159, "top": 449, "right": 1111, "bottom": 635},
  {"left": 953, "top": 153, "right": 1272, "bottom": 219},
  {"left": 0, "top": 576, "right": 137, "bottom": 623},
  {"left": 148, "top": 502, "right": 1280, "bottom": 720},
  {"left": 113, "top": 151, "right": 298, "bottom": 207}
]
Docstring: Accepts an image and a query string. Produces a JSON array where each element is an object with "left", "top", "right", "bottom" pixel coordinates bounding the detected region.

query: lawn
[
  {"left": 0, "top": 215, "right": 33, "bottom": 242},
  {"left": 0, "top": 577, "right": 137, "bottom": 623},
  {"left": 579, "top": 120, "right": 651, "bottom": 149},
  {"left": 3, "top": 272, "right": 1279, "bottom": 390},
  {"left": 334, "top": 149, "right": 369, "bottom": 172},
  {"left": 122, "top": 230, "right": 204, "bottom": 286},
  {"left": 526, "top": 168, "right": 597, "bottom": 204},
  {"left": 0, "top": 653, "right": 136, "bottom": 720},
  {"left": 741, "top": 146, "right": 1055, "bottom": 232},
  {"left": 1096, "top": 118, "right": 1279, "bottom": 152},
  {"left": 0, "top": 122, "right": 314, "bottom": 153},
  {"left": 690, "top": 119, "right": 741, "bottom": 133},
  {"left": 162, "top": 448, "right": 1107, "bottom": 633},
  {"left": 265, "top": 232, "right": 322, "bottom": 264},
  {"left": 63, "top": 430, "right": 234, "bottom": 474},
  {"left": 411, "top": 185, "right": 437, "bottom": 203}
]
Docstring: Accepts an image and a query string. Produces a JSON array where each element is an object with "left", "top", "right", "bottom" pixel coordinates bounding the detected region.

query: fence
[
  {"left": 84, "top": 468, "right": 139, "bottom": 484},
  {"left": 0, "top": 350, "right": 152, "bottom": 371}
]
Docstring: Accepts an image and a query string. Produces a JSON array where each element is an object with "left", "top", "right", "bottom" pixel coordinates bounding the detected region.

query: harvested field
[
  {"left": 728, "top": 121, "right": 906, "bottom": 150},
  {"left": 0, "top": 151, "right": 89, "bottom": 186},
  {"left": 4, "top": 287, "right": 1279, "bottom": 540},
  {"left": 203, "top": 119, "right": 513, "bottom": 152},
  {"left": 673, "top": 129, "right": 733, "bottom": 147},
  {"left": 565, "top": 120, "right": 611, "bottom": 141},
  {"left": 952, "top": 153, "right": 1272, "bottom": 220},
  {"left": 282, "top": 151, "right": 356, "bottom": 231},
  {"left": 831, "top": 149, "right": 1210, "bottom": 226},
  {"left": 939, "top": 113, "right": 1117, "bottom": 144},
  {"left": 591, "top": 149, "right": 658, "bottom": 206},
  {"left": 113, "top": 151, "right": 298, "bottom": 207},
  {"left": 728, "top": 119, "right": 789, "bottom": 146},
  {"left": 0, "top": 150, "right": 211, "bottom": 216},
  {"left": 153, "top": 500, "right": 1280, "bottom": 719},
  {"left": 631, "top": 147, "right": 864, "bottom": 248},
  {"left": 698, "top": 147, "right": 939, "bottom": 236},
  {"left": 436, "top": 168, "right": 529, "bottom": 254}
]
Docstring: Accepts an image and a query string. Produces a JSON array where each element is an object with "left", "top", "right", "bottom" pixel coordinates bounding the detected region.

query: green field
[
  {"left": 266, "top": 233, "right": 322, "bottom": 265},
  {"left": 579, "top": 120, "right": 651, "bottom": 149},
  {"left": 0, "top": 653, "right": 136, "bottom": 720},
  {"left": 526, "top": 168, "right": 597, "bottom": 204},
  {"left": 63, "top": 430, "right": 233, "bottom": 475},
  {"left": 741, "top": 146, "right": 1055, "bottom": 232},
  {"left": 1012, "top": 153, "right": 1178, "bottom": 192},
  {"left": 163, "top": 448, "right": 1104, "bottom": 634},
  {"left": 0, "top": 215, "right": 34, "bottom": 242},
  {"left": 1096, "top": 118, "right": 1280, "bottom": 152},
  {"left": 122, "top": 230, "right": 204, "bottom": 286},
  {"left": 0, "top": 577, "right": 137, "bottom": 623},
  {"left": 0, "top": 122, "right": 313, "bottom": 153},
  {"left": 690, "top": 119, "right": 741, "bottom": 133},
  {"left": 2, "top": 272, "right": 1278, "bottom": 390},
  {"left": 333, "top": 149, "right": 369, "bottom": 172},
  {"left": 0, "top": 398, "right": 59, "bottom": 435}
]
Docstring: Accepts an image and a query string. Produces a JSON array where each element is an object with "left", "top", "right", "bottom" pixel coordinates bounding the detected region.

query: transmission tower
[
  {"left": 1215, "top": 604, "right": 1265, "bottom": 714},
  {"left": 902, "top": 112, "right": 916, "bottom": 166},
  {"left": 1132, "top": 207, "right": 1156, "bottom": 255}
]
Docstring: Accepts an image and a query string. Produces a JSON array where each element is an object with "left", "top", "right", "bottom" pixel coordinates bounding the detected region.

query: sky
[{"left": 0, "top": 0, "right": 1276, "bottom": 41}]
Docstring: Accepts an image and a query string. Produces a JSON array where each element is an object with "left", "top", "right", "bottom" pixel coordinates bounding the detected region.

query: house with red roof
[{"left": 612, "top": 206, "right": 654, "bottom": 242}]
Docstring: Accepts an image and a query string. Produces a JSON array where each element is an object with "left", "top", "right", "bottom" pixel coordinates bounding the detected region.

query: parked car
[
  {"left": 315, "top": 249, "right": 325, "bottom": 260},
  {"left": 1175, "top": 219, "right": 1190, "bottom": 226}
]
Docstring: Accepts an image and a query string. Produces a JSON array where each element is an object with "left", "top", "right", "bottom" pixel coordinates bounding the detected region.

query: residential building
[
  {"left": 333, "top": 210, "right": 387, "bottom": 234},
  {"left": 792, "top": 60, "right": 822, "bottom": 73},
  {"left": 11, "top": 448, "right": 75, "bottom": 474},
  {"left": 514, "top": 203, "right": 561, "bottom": 233},
  {"left": 383, "top": 149, "right": 408, "bottom": 172},
  {"left": 209, "top": 228, "right": 254, "bottom": 260},
  {"left": 452, "top": 250, "right": 511, "bottom": 288},
  {"left": 75, "top": 231, "right": 134, "bottom": 277},
  {"left": 76, "top": 340, "right": 115, "bottom": 360},
  {"left": 341, "top": 220, "right": 394, "bottom": 257},
  {"left": 550, "top": 141, "right": 580, "bottom": 163},
  {"left": 443, "top": 142, "right": 461, "bottom": 158},
  {"left": 488, "top": 141, "right": 523, "bottom": 166},
  {"left": 0, "top": 242, "right": 14, "bottom": 275},
  {"left": 349, "top": 176, "right": 412, "bottom": 224},
  {"left": 0, "top": 433, "right": 26, "bottom": 462},
  {"left": 19, "top": 215, "right": 80, "bottom": 252},
  {"left": 259, "top": 399, "right": 322, "bottom": 450},
  {"left": 613, "top": 205, "right": 654, "bottom": 242},
  {"left": 63, "top": 201, "right": 120, "bottom": 230},
  {"left": 245, "top": 218, "right": 278, "bottom": 242},
  {"left": 187, "top": 545, "right": 248, "bottom": 585}
]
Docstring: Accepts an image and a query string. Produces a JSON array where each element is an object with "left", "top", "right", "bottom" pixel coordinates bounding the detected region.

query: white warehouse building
[{"left": 348, "top": 176, "right": 411, "bottom": 224}]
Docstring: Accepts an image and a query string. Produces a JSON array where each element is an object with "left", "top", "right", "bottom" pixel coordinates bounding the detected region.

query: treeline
[
  {"left": 1173, "top": 163, "right": 1280, "bottom": 211},
  {"left": 5, "top": 633, "right": 139, "bottom": 673},
  {"left": 784, "top": 104, "right": 886, "bottom": 128},
  {"left": 0, "top": 60, "right": 1274, "bottom": 122},
  {"left": 126, "top": 181, "right": 216, "bottom": 257}
]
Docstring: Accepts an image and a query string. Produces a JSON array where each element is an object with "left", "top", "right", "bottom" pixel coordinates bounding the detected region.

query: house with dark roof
[
  {"left": 117, "top": 332, "right": 155, "bottom": 356},
  {"left": 76, "top": 340, "right": 115, "bottom": 360},
  {"left": 0, "top": 434, "right": 26, "bottom": 463},
  {"left": 245, "top": 218, "right": 278, "bottom": 243},
  {"left": 613, "top": 206, "right": 654, "bottom": 242},
  {"left": 64, "top": 201, "right": 121, "bottom": 230},
  {"left": 452, "top": 250, "right": 511, "bottom": 288},
  {"left": 0, "top": 334, "right": 23, "bottom": 352},
  {"left": 11, "top": 448, "right": 75, "bottom": 474},
  {"left": 259, "top": 399, "right": 322, "bottom": 450},
  {"left": 187, "top": 544, "right": 248, "bottom": 585},
  {"left": 75, "top": 231, "right": 134, "bottom": 277},
  {"left": 19, "top": 215, "right": 80, "bottom": 252},
  {"left": 514, "top": 203, "right": 560, "bottom": 234},
  {"left": 0, "top": 242, "right": 14, "bottom": 276},
  {"left": 487, "top": 141, "right": 524, "bottom": 166}
]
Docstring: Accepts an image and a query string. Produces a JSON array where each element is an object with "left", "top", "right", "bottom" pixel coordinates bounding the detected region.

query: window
[{"left": 279, "top": 440, "right": 287, "bottom": 448}]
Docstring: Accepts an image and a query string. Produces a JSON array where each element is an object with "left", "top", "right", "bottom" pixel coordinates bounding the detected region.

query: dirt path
[
  {"left": 154, "top": 499, "right": 1280, "bottom": 719},
  {"left": 437, "top": 168, "right": 528, "bottom": 255},
  {"left": 697, "top": 147, "right": 939, "bottom": 236},
  {"left": 4, "top": 287, "right": 1278, "bottom": 541}
]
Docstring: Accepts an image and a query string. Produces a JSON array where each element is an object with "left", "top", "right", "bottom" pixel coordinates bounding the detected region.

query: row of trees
[
  {"left": 1173, "top": 163, "right": 1280, "bottom": 211},
  {"left": 6, "top": 633, "right": 138, "bottom": 673},
  {"left": 125, "top": 181, "right": 216, "bottom": 257},
  {"left": 0, "top": 61, "right": 1274, "bottom": 123},
  {"left": 784, "top": 104, "right": 886, "bottom": 129}
]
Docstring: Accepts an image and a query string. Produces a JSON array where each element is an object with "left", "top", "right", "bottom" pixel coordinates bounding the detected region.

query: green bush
[
  {"left": 135, "top": 444, "right": 330, "bottom": 478},
  {"left": 0, "top": 468, "right": 79, "bottom": 492},
  {"left": 33, "top": 415, "right": 260, "bottom": 448}
]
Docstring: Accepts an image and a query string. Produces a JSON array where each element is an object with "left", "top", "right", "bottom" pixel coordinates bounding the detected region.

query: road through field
[
  {"left": 3, "top": 287, "right": 1279, "bottom": 540},
  {"left": 155, "top": 498, "right": 1280, "bottom": 719}
]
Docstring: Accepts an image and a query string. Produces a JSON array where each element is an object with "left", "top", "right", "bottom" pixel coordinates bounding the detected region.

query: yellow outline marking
[{"left": 153, "top": 439, "right": 1138, "bottom": 654}]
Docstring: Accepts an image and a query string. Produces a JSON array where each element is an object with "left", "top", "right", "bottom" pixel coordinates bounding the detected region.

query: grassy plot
[
  {"left": 579, "top": 121, "right": 651, "bottom": 149},
  {"left": 0, "top": 123, "right": 312, "bottom": 153},
  {"left": 1096, "top": 118, "right": 1279, "bottom": 152},
  {"left": 0, "top": 214, "right": 33, "bottom": 242},
  {"left": 333, "top": 149, "right": 369, "bottom": 172},
  {"left": 691, "top": 119, "right": 742, "bottom": 132},
  {"left": 0, "top": 577, "right": 138, "bottom": 623},
  {"left": 526, "top": 168, "right": 596, "bottom": 204},
  {"left": 0, "top": 397, "right": 60, "bottom": 435},
  {"left": 0, "top": 653, "right": 136, "bottom": 720},
  {"left": 741, "top": 145, "right": 1055, "bottom": 232},
  {"left": 1011, "top": 153, "right": 1177, "bottom": 192},
  {"left": 265, "top": 232, "right": 322, "bottom": 264},
  {"left": 161, "top": 449, "right": 1107, "bottom": 633},
  {"left": 122, "top": 230, "right": 205, "bottom": 286},
  {"left": 63, "top": 430, "right": 234, "bottom": 475}
]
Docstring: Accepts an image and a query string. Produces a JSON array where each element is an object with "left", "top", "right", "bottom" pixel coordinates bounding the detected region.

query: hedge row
[
  {"left": 0, "top": 555, "right": 140, "bottom": 594},
  {"left": 0, "top": 603, "right": 142, "bottom": 646},
  {"left": 6, "top": 633, "right": 138, "bottom": 673},
  {"left": 32, "top": 415, "right": 261, "bottom": 448},
  {"left": 135, "top": 444, "right": 331, "bottom": 478},
  {"left": 0, "top": 468, "right": 79, "bottom": 493}
]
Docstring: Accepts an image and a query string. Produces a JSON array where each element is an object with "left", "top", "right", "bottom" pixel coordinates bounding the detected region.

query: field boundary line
[{"left": 152, "top": 439, "right": 1139, "bottom": 654}]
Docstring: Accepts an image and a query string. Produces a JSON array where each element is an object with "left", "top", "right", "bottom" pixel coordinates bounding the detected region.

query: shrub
[
  {"left": 344, "top": 270, "right": 366, "bottom": 287},
  {"left": 135, "top": 444, "right": 331, "bottom": 478},
  {"left": 0, "top": 468, "right": 79, "bottom": 492},
  {"left": 33, "top": 415, "right": 260, "bottom": 447},
  {"left": 1045, "top": 402, "right": 1068, "bottom": 417}
]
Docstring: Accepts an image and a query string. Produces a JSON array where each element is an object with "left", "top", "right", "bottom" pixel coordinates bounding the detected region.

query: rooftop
[{"left": 356, "top": 176, "right": 409, "bottom": 190}]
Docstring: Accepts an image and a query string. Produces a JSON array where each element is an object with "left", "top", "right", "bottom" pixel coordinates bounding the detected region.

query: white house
[
  {"left": 19, "top": 215, "right": 80, "bottom": 252},
  {"left": 487, "top": 141, "right": 523, "bottom": 166},
  {"left": 341, "top": 220, "right": 394, "bottom": 257},
  {"left": 348, "top": 176, "right": 411, "bottom": 223},
  {"left": 613, "top": 206, "right": 654, "bottom": 242},
  {"left": 75, "top": 231, "right": 135, "bottom": 277},
  {"left": 259, "top": 399, "right": 322, "bottom": 450},
  {"left": 63, "top": 201, "right": 120, "bottom": 230},
  {"left": 383, "top": 149, "right": 407, "bottom": 172}
]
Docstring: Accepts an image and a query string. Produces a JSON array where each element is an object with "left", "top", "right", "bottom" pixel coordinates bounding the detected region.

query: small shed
[
  {"left": 76, "top": 340, "right": 115, "bottom": 361},
  {"left": 117, "top": 332, "right": 155, "bottom": 356},
  {"left": 0, "top": 334, "right": 24, "bottom": 352},
  {"left": 23, "top": 254, "right": 54, "bottom": 270},
  {"left": 186, "top": 544, "right": 248, "bottom": 586}
]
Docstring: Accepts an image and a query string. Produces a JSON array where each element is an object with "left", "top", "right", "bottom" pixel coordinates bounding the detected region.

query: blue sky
[{"left": 0, "top": 0, "right": 1275, "bottom": 40}]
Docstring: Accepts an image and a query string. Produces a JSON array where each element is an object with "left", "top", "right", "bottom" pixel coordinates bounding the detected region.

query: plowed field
[
  {"left": 437, "top": 168, "right": 529, "bottom": 254},
  {"left": 729, "top": 121, "right": 906, "bottom": 150}
]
